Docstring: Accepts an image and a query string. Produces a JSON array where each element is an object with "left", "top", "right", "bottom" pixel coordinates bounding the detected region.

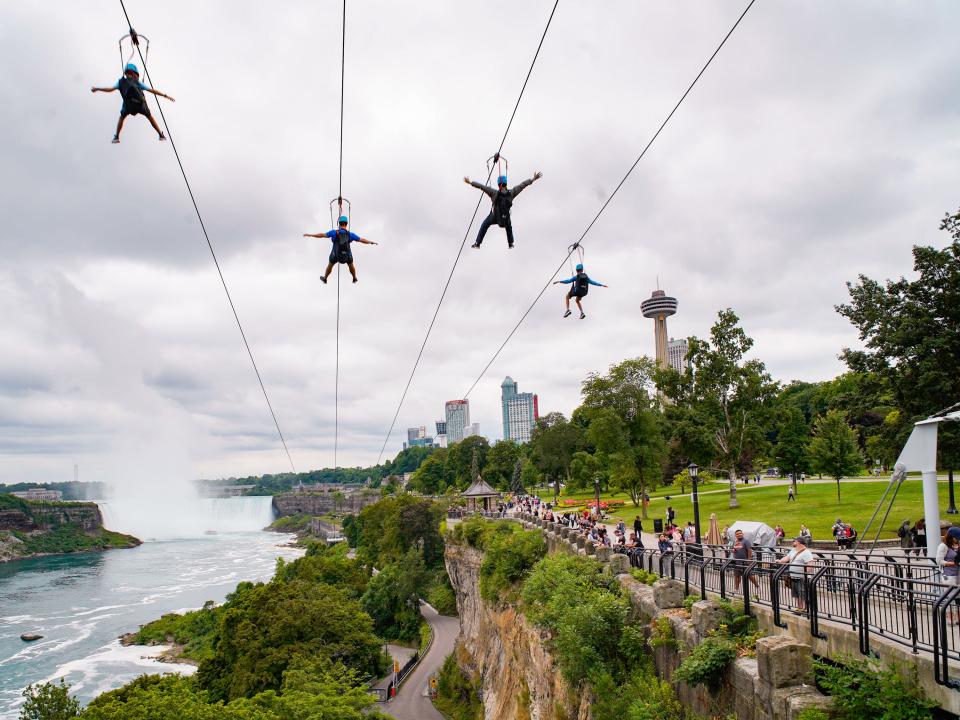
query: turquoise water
[{"left": 0, "top": 500, "right": 301, "bottom": 718}]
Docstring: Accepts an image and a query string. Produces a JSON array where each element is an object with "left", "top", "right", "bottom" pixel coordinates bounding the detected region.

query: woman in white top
[
  {"left": 777, "top": 537, "right": 815, "bottom": 614},
  {"left": 936, "top": 533, "right": 960, "bottom": 624}
]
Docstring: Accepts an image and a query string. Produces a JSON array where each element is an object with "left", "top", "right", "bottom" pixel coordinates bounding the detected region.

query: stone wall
[{"left": 271, "top": 491, "right": 380, "bottom": 517}]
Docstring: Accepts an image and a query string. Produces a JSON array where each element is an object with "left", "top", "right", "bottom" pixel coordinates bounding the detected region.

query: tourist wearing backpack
[
  {"left": 304, "top": 216, "right": 379, "bottom": 284},
  {"left": 464, "top": 171, "right": 542, "bottom": 249},
  {"left": 91, "top": 63, "right": 174, "bottom": 143}
]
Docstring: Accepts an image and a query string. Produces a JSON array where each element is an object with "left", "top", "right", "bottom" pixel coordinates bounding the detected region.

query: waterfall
[{"left": 98, "top": 496, "right": 275, "bottom": 541}]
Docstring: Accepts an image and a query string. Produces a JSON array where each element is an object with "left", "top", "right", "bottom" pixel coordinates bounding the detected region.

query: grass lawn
[{"left": 544, "top": 479, "right": 953, "bottom": 541}]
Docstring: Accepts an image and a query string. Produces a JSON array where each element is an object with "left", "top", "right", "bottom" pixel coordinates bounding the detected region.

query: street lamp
[
  {"left": 689, "top": 463, "right": 701, "bottom": 545},
  {"left": 594, "top": 475, "right": 601, "bottom": 522}
]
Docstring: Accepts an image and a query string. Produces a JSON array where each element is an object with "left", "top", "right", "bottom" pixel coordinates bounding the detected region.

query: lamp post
[
  {"left": 948, "top": 468, "right": 958, "bottom": 515},
  {"left": 689, "top": 463, "right": 701, "bottom": 545},
  {"left": 594, "top": 475, "right": 602, "bottom": 522}
]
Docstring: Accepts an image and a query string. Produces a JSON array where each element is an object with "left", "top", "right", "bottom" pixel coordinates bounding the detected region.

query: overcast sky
[{"left": 1, "top": 0, "right": 958, "bottom": 486}]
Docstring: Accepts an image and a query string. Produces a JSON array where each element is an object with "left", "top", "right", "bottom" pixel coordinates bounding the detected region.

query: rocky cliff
[
  {"left": 445, "top": 541, "right": 591, "bottom": 720},
  {"left": 0, "top": 497, "right": 140, "bottom": 562},
  {"left": 272, "top": 491, "right": 380, "bottom": 517}
]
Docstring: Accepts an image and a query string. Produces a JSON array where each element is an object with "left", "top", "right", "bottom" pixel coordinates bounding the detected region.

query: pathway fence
[{"left": 508, "top": 511, "right": 960, "bottom": 692}]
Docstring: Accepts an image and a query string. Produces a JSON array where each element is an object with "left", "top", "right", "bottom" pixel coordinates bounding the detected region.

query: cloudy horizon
[{"left": 1, "top": 0, "right": 958, "bottom": 486}]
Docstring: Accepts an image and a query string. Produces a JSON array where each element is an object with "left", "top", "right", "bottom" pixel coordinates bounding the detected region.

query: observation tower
[{"left": 641, "top": 289, "right": 678, "bottom": 369}]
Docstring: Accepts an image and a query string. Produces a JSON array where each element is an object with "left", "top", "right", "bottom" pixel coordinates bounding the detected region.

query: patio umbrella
[{"left": 705, "top": 513, "right": 723, "bottom": 546}]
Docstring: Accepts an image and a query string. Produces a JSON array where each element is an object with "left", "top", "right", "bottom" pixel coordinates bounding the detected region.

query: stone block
[
  {"left": 756, "top": 636, "right": 813, "bottom": 689},
  {"left": 559, "top": 527, "right": 570, "bottom": 539},
  {"left": 595, "top": 546, "right": 611, "bottom": 562},
  {"left": 653, "top": 578, "right": 685, "bottom": 609},
  {"left": 730, "top": 657, "right": 758, "bottom": 696},
  {"left": 691, "top": 600, "right": 727, "bottom": 637},
  {"left": 786, "top": 689, "right": 831, "bottom": 720},
  {"left": 608, "top": 554, "right": 631, "bottom": 575},
  {"left": 585, "top": 541, "right": 596, "bottom": 556}
]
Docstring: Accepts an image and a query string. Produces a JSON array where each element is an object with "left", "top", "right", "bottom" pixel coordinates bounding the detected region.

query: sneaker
[
  {"left": 508, "top": 243, "right": 514, "bottom": 249},
  {"left": 471, "top": 242, "right": 481, "bottom": 249},
  {"left": 579, "top": 312, "right": 586, "bottom": 319},
  {"left": 563, "top": 310, "right": 572, "bottom": 318},
  {"left": 111, "top": 136, "right": 120, "bottom": 144},
  {"left": 158, "top": 133, "right": 166, "bottom": 141},
  {"left": 352, "top": 277, "right": 358, "bottom": 284},
  {"left": 319, "top": 276, "right": 328, "bottom": 284}
]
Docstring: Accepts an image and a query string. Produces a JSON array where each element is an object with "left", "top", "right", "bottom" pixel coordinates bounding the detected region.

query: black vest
[
  {"left": 574, "top": 272, "right": 590, "bottom": 295},
  {"left": 493, "top": 189, "right": 513, "bottom": 223},
  {"left": 334, "top": 229, "right": 352, "bottom": 259},
  {"left": 118, "top": 76, "right": 146, "bottom": 108}
]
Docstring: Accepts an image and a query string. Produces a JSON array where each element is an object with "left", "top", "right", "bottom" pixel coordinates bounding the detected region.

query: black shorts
[
  {"left": 329, "top": 250, "right": 353, "bottom": 265},
  {"left": 566, "top": 289, "right": 586, "bottom": 300},
  {"left": 121, "top": 103, "right": 151, "bottom": 118}
]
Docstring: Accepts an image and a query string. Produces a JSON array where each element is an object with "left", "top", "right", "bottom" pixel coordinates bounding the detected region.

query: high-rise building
[
  {"left": 463, "top": 422, "right": 482, "bottom": 438},
  {"left": 407, "top": 426, "right": 426, "bottom": 444},
  {"left": 501, "top": 376, "right": 539, "bottom": 444},
  {"left": 435, "top": 420, "right": 447, "bottom": 436},
  {"left": 641, "top": 289, "right": 678, "bottom": 369},
  {"left": 445, "top": 400, "right": 470, "bottom": 443},
  {"left": 667, "top": 337, "right": 689, "bottom": 373}
]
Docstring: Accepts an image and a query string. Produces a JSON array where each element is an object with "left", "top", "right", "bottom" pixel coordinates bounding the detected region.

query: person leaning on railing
[
  {"left": 777, "top": 536, "right": 814, "bottom": 614},
  {"left": 937, "top": 532, "right": 960, "bottom": 625}
]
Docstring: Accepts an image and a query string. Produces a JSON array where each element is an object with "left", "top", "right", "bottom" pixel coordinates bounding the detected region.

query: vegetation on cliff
[{"left": 0, "top": 495, "right": 139, "bottom": 561}]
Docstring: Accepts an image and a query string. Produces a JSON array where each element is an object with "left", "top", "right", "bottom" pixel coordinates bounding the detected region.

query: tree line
[{"left": 408, "top": 207, "right": 960, "bottom": 512}]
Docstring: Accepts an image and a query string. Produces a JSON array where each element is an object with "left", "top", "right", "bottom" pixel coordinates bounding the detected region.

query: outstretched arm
[
  {"left": 510, "top": 171, "right": 543, "bottom": 197},
  {"left": 303, "top": 232, "right": 329, "bottom": 238},
  {"left": 355, "top": 237, "right": 378, "bottom": 245},
  {"left": 145, "top": 87, "right": 175, "bottom": 102},
  {"left": 90, "top": 86, "right": 118, "bottom": 93},
  {"left": 464, "top": 177, "right": 496, "bottom": 197},
  {"left": 588, "top": 278, "right": 607, "bottom": 287},
  {"left": 553, "top": 277, "right": 574, "bottom": 285}
]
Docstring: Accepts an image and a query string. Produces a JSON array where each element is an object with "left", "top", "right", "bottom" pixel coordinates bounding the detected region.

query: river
[{"left": 0, "top": 497, "right": 302, "bottom": 718}]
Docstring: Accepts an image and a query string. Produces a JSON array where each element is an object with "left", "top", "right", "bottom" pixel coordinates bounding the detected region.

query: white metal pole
[{"left": 923, "top": 469, "right": 940, "bottom": 559}]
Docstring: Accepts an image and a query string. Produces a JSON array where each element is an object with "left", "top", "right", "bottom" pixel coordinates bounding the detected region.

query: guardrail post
[{"left": 772, "top": 564, "right": 789, "bottom": 629}]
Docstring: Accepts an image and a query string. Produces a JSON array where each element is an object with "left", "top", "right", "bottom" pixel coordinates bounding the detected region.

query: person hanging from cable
[
  {"left": 463, "top": 171, "right": 542, "bottom": 249},
  {"left": 91, "top": 64, "right": 174, "bottom": 144},
  {"left": 304, "top": 215, "right": 378, "bottom": 284},
  {"left": 553, "top": 264, "right": 607, "bottom": 319}
]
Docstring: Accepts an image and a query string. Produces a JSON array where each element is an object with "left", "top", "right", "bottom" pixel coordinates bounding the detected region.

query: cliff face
[
  {"left": 272, "top": 492, "right": 379, "bottom": 517},
  {"left": 445, "top": 541, "right": 590, "bottom": 720},
  {"left": 0, "top": 500, "right": 139, "bottom": 562}
]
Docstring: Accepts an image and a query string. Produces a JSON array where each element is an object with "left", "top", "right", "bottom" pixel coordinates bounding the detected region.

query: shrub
[
  {"left": 19, "top": 680, "right": 79, "bottom": 720},
  {"left": 433, "top": 654, "right": 482, "bottom": 720},
  {"left": 478, "top": 529, "right": 546, "bottom": 601},
  {"left": 683, "top": 594, "right": 699, "bottom": 612},
  {"left": 813, "top": 657, "right": 935, "bottom": 720},
  {"left": 427, "top": 576, "right": 458, "bottom": 616},
  {"left": 673, "top": 636, "right": 737, "bottom": 690},
  {"left": 649, "top": 616, "right": 678, "bottom": 650},
  {"left": 629, "top": 568, "right": 659, "bottom": 585},
  {"left": 797, "top": 710, "right": 830, "bottom": 720}
]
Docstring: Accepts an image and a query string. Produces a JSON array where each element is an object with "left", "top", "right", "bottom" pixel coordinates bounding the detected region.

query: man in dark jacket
[{"left": 464, "top": 171, "right": 542, "bottom": 248}]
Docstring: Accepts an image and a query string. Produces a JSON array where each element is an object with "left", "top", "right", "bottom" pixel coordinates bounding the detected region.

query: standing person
[
  {"left": 787, "top": 485, "right": 796, "bottom": 502},
  {"left": 91, "top": 63, "right": 174, "bottom": 143},
  {"left": 667, "top": 506, "right": 676, "bottom": 526},
  {"left": 552, "top": 264, "right": 608, "bottom": 319},
  {"left": 937, "top": 533, "right": 960, "bottom": 624},
  {"left": 730, "top": 528, "right": 760, "bottom": 597},
  {"left": 633, "top": 515, "right": 643, "bottom": 542},
  {"left": 912, "top": 519, "right": 927, "bottom": 555},
  {"left": 304, "top": 216, "right": 379, "bottom": 284},
  {"left": 616, "top": 519, "right": 626, "bottom": 538},
  {"left": 777, "top": 537, "right": 815, "bottom": 614},
  {"left": 832, "top": 519, "right": 847, "bottom": 550},
  {"left": 897, "top": 520, "right": 914, "bottom": 551},
  {"left": 464, "top": 171, "right": 543, "bottom": 249}
]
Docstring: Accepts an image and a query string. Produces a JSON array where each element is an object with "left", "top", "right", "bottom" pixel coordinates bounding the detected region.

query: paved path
[
  {"left": 381, "top": 602, "right": 459, "bottom": 720},
  {"left": 371, "top": 644, "right": 417, "bottom": 695}
]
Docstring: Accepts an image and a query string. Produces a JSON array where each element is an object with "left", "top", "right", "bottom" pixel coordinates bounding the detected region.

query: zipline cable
[
  {"left": 333, "top": 0, "right": 347, "bottom": 469},
  {"left": 375, "top": 0, "right": 561, "bottom": 464},
  {"left": 116, "top": 0, "right": 296, "bottom": 473},
  {"left": 462, "top": 0, "right": 757, "bottom": 400}
]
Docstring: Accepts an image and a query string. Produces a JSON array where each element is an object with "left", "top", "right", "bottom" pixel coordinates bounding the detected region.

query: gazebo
[{"left": 461, "top": 478, "right": 501, "bottom": 513}]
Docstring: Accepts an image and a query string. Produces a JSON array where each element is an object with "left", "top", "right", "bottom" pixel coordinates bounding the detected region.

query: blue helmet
[
  {"left": 338, "top": 215, "right": 349, "bottom": 225},
  {"left": 576, "top": 263, "right": 584, "bottom": 271},
  {"left": 125, "top": 63, "right": 139, "bottom": 75},
  {"left": 497, "top": 175, "right": 507, "bottom": 186}
]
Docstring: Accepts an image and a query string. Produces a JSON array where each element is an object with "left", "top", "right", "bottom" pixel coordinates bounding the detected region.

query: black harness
[
  {"left": 493, "top": 188, "right": 513, "bottom": 225},
  {"left": 118, "top": 75, "right": 146, "bottom": 111},
  {"left": 573, "top": 271, "right": 590, "bottom": 297},
  {"left": 334, "top": 228, "right": 352, "bottom": 262}
]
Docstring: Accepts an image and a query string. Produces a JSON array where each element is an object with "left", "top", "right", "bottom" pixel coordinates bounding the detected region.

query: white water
[{"left": 98, "top": 495, "right": 275, "bottom": 539}]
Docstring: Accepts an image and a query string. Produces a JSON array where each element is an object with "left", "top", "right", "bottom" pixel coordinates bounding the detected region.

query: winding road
[{"left": 381, "top": 601, "right": 459, "bottom": 720}]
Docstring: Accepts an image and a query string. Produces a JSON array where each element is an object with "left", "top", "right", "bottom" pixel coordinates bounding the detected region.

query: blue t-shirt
[
  {"left": 325, "top": 229, "right": 361, "bottom": 244},
  {"left": 559, "top": 274, "right": 603, "bottom": 286},
  {"left": 113, "top": 78, "right": 147, "bottom": 90}
]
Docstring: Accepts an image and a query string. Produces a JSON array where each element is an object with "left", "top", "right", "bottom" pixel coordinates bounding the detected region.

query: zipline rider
[{"left": 304, "top": 216, "right": 378, "bottom": 284}]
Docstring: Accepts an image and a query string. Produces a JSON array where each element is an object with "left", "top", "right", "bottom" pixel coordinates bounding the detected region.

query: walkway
[{"left": 381, "top": 602, "right": 459, "bottom": 720}]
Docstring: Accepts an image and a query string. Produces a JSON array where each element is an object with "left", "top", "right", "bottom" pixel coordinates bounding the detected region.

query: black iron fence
[{"left": 622, "top": 543, "right": 960, "bottom": 691}]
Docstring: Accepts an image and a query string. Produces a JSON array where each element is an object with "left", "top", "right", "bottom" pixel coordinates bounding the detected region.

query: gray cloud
[{"left": 1, "top": 0, "right": 958, "bottom": 484}]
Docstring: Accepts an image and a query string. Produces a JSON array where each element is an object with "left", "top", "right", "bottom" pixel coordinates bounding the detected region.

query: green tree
[
  {"left": 409, "top": 449, "right": 452, "bottom": 495},
  {"left": 837, "top": 207, "right": 960, "bottom": 473},
  {"left": 774, "top": 406, "right": 810, "bottom": 486},
  {"left": 568, "top": 451, "right": 607, "bottom": 493},
  {"left": 585, "top": 408, "right": 665, "bottom": 508},
  {"left": 658, "top": 310, "right": 777, "bottom": 508},
  {"left": 20, "top": 681, "right": 80, "bottom": 720},
  {"left": 446, "top": 437, "right": 490, "bottom": 488},
  {"left": 529, "top": 413, "right": 584, "bottom": 502},
  {"left": 483, "top": 440, "right": 522, "bottom": 490},
  {"left": 361, "top": 552, "right": 428, "bottom": 641},
  {"left": 808, "top": 410, "right": 863, "bottom": 502}
]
